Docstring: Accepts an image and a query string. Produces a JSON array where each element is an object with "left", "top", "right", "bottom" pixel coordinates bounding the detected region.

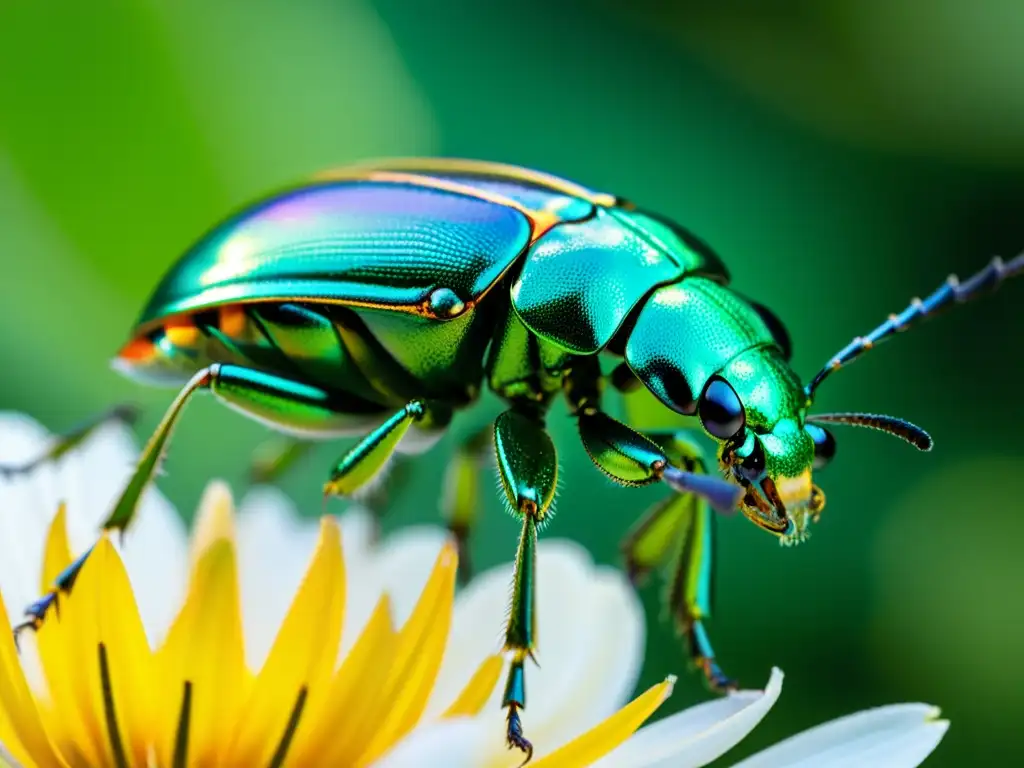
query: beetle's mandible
[{"left": 10, "top": 158, "right": 1023, "bottom": 762}]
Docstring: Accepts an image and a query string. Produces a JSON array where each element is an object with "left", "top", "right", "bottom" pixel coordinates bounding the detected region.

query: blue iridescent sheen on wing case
[{"left": 136, "top": 180, "right": 534, "bottom": 326}]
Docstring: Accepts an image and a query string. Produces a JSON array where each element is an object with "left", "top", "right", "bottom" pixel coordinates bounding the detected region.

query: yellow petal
[
  {"left": 290, "top": 596, "right": 397, "bottom": 766},
  {"left": 34, "top": 500, "right": 71, "bottom": 751},
  {"left": 154, "top": 492, "right": 249, "bottom": 768},
  {"left": 35, "top": 550, "right": 106, "bottom": 765},
  {"left": 40, "top": 503, "right": 72, "bottom": 593},
  {"left": 531, "top": 676, "right": 676, "bottom": 768},
  {"left": 0, "top": 590, "right": 65, "bottom": 768},
  {"left": 51, "top": 537, "right": 153, "bottom": 767},
  {"left": 226, "top": 516, "right": 345, "bottom": 766},
  {"left": 35, "top": 509, "right": 93, "bottom": 763},
  {"left": 189, "top": 480, "right": 236, "bottom": 565},
  {"left": 355, "top": 542, "right": 458, "bottom": 766},
  {"left": 442, "top": 655, "right": 505, "bottom": 718}
]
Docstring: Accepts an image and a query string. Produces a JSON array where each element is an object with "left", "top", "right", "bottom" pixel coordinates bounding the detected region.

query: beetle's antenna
[
  {"left": 804, "top": 252, "right": 1024, "bottom": 403},
  {"left": 808, "top": 413, "right": 933, "bottom": 451}
]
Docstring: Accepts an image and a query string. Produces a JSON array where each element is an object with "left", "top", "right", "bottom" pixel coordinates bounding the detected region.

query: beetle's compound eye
[
  {"left": 806, "top": 424, "right": 837, "bottom": 469},
  {"left": 698, "top": 377, "right": 745, "bottom": 440}
]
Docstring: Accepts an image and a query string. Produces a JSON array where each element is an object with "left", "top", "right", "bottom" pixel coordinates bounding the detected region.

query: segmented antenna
[
  {"left": 805, "top": 252, "right": 1024, "bottom": 402},
  {"left": 807, "top": 412, "right": 933, "bottom": 451}
]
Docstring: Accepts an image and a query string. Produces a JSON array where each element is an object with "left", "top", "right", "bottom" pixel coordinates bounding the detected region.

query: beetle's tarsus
[
  {"left": 506, "top": 704, "right": 534, "bottom": 766},
  {"left": 12, "top": 591, "right": 60, "bottom": 650},
  {"left": 699, "top": 657, "right": 738, "bottom": 694},
  {"left": 12, "top": 619, "right": 37, "bottom": 650}
]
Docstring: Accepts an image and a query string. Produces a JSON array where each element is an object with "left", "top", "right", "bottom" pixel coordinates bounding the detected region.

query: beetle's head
[
  {"left": 626, "top": 279, "right": 933, "bottom": 542},
  {"left": 689, "top": 347, "right": 820, "bottom": 541},
  {"left": 687, "top": 345, "right": 932, "bottom": 543}
]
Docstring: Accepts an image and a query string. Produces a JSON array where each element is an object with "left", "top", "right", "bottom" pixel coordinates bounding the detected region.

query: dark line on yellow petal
[
  {"left": 173, "top": 681, "right": 193, "bottom": 768},
  {"left": 266, "top": 687, "right": 308, "bottom": 768},
  {"left": 98, "top": 643, "right": 130, "bottom": 768}
]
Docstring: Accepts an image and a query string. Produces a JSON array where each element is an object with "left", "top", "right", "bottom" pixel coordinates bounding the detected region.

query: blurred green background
[{"left": 1, "top": 1, "right": 1021, "bottom": 764}]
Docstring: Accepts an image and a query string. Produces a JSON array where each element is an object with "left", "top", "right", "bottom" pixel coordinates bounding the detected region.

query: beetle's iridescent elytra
[{"left": 12, "top": 158, "right": 1023, "bottom": 762}]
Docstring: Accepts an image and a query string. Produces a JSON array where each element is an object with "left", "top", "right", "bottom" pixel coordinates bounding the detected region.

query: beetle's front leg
[
  {"left": 493, "top": 406, "right": 557, "bottom": 764},
  {"left": 572, "top": 403, "right": 740, "bottom": 692},
  {"left": 0, "top": 404, "right": 139, "bottom": 477},
  {"left": 623, "top": 433, "right": 736, "bottom": 692}
]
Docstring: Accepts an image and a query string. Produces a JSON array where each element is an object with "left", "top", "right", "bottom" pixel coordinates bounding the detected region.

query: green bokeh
[{"left": 1, "top": 2, "right": 1021, "bottom": 765}]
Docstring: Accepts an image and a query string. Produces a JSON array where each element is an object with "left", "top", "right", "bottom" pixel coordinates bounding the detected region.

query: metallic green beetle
[{"left": 11, "top": 158, "right": 1023, "bottom": 762}]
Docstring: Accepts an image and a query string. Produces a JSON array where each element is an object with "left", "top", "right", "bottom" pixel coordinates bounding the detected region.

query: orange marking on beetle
[
  {"left": 116, "top": 336, "right": 156, "bottom": 362},
  {"left": 218, "top": 305, "right": 247, "bottom": 338},
  {"left": 164, "top": 316, "right": 200, "bottom": 347}
]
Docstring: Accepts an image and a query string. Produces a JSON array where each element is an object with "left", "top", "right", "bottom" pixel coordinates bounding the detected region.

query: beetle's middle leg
[
  {"left": 14, "top": 364, "right": 389, "bottom": 640},
  {"left": 248, "top": 435, "right": 315, "bottom": 485},
  {"left": 492, "top": 403, "right": 558, "bottom": 764},
  {"left": 573, "top": 413, "right": 738, "bottom": 692},
  {"left": 441, "top": 423, "right": 494, "bottom": 584}
]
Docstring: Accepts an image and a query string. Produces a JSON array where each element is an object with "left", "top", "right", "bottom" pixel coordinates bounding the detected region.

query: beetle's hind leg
[
  {"left": 441, "top": 423, "right": 493, "bottom": 584},
  {"left": 0, "top": 404, "right": 140, "bottom": 477},
  {"left": 15, "top": 364, "right": 387, "bottom": 641},
  {"left": 622, "top": 433, "right": 736, "bottom": 692},
  {"left": 14, "top": 369, "right": 222, "bottom": 640}
]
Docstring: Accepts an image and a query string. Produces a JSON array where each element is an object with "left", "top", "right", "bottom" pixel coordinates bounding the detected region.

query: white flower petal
[
  {"left": 333, "top": 506, "right": 380, "bottom": 660},
  {"left": 0, "top": 412, "right": 51, "bottom": 460},
  {"left": 594, "top": 667, "right": 784, "bottom": 768},
  {"left": 0, "top": 417, "right": 52, "bottom": 612},
  {"left": 118, "top": 487, "right": 188, "bottom": 646},
  {"left": 236, "top": 486, "right": 322, "bottom": 670},
  {"left": 422, "top": 540, "right": 511, "bottom": 720},
  {"left": 338, "top": 505, "right": 376, "bottom": 564},
  {"left": 731, "top": 703, "right": 948, "bottom": 768},
  {"left": 67, "top": 421, "right": 143, "bottom": 542},
  {"left": 371, "top": 718, "right": 491, "bottom": 768},
  {"left": 368, "top": 524, "right": 449, "bottom": 627},
  {"left": 433, "top": 540, "right": 646, "bottom": 761}
]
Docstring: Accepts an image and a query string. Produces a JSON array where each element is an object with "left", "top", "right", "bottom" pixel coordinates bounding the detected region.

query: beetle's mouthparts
[{"left": 735, "top": 475, "right": 791, "bottom": 536}]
